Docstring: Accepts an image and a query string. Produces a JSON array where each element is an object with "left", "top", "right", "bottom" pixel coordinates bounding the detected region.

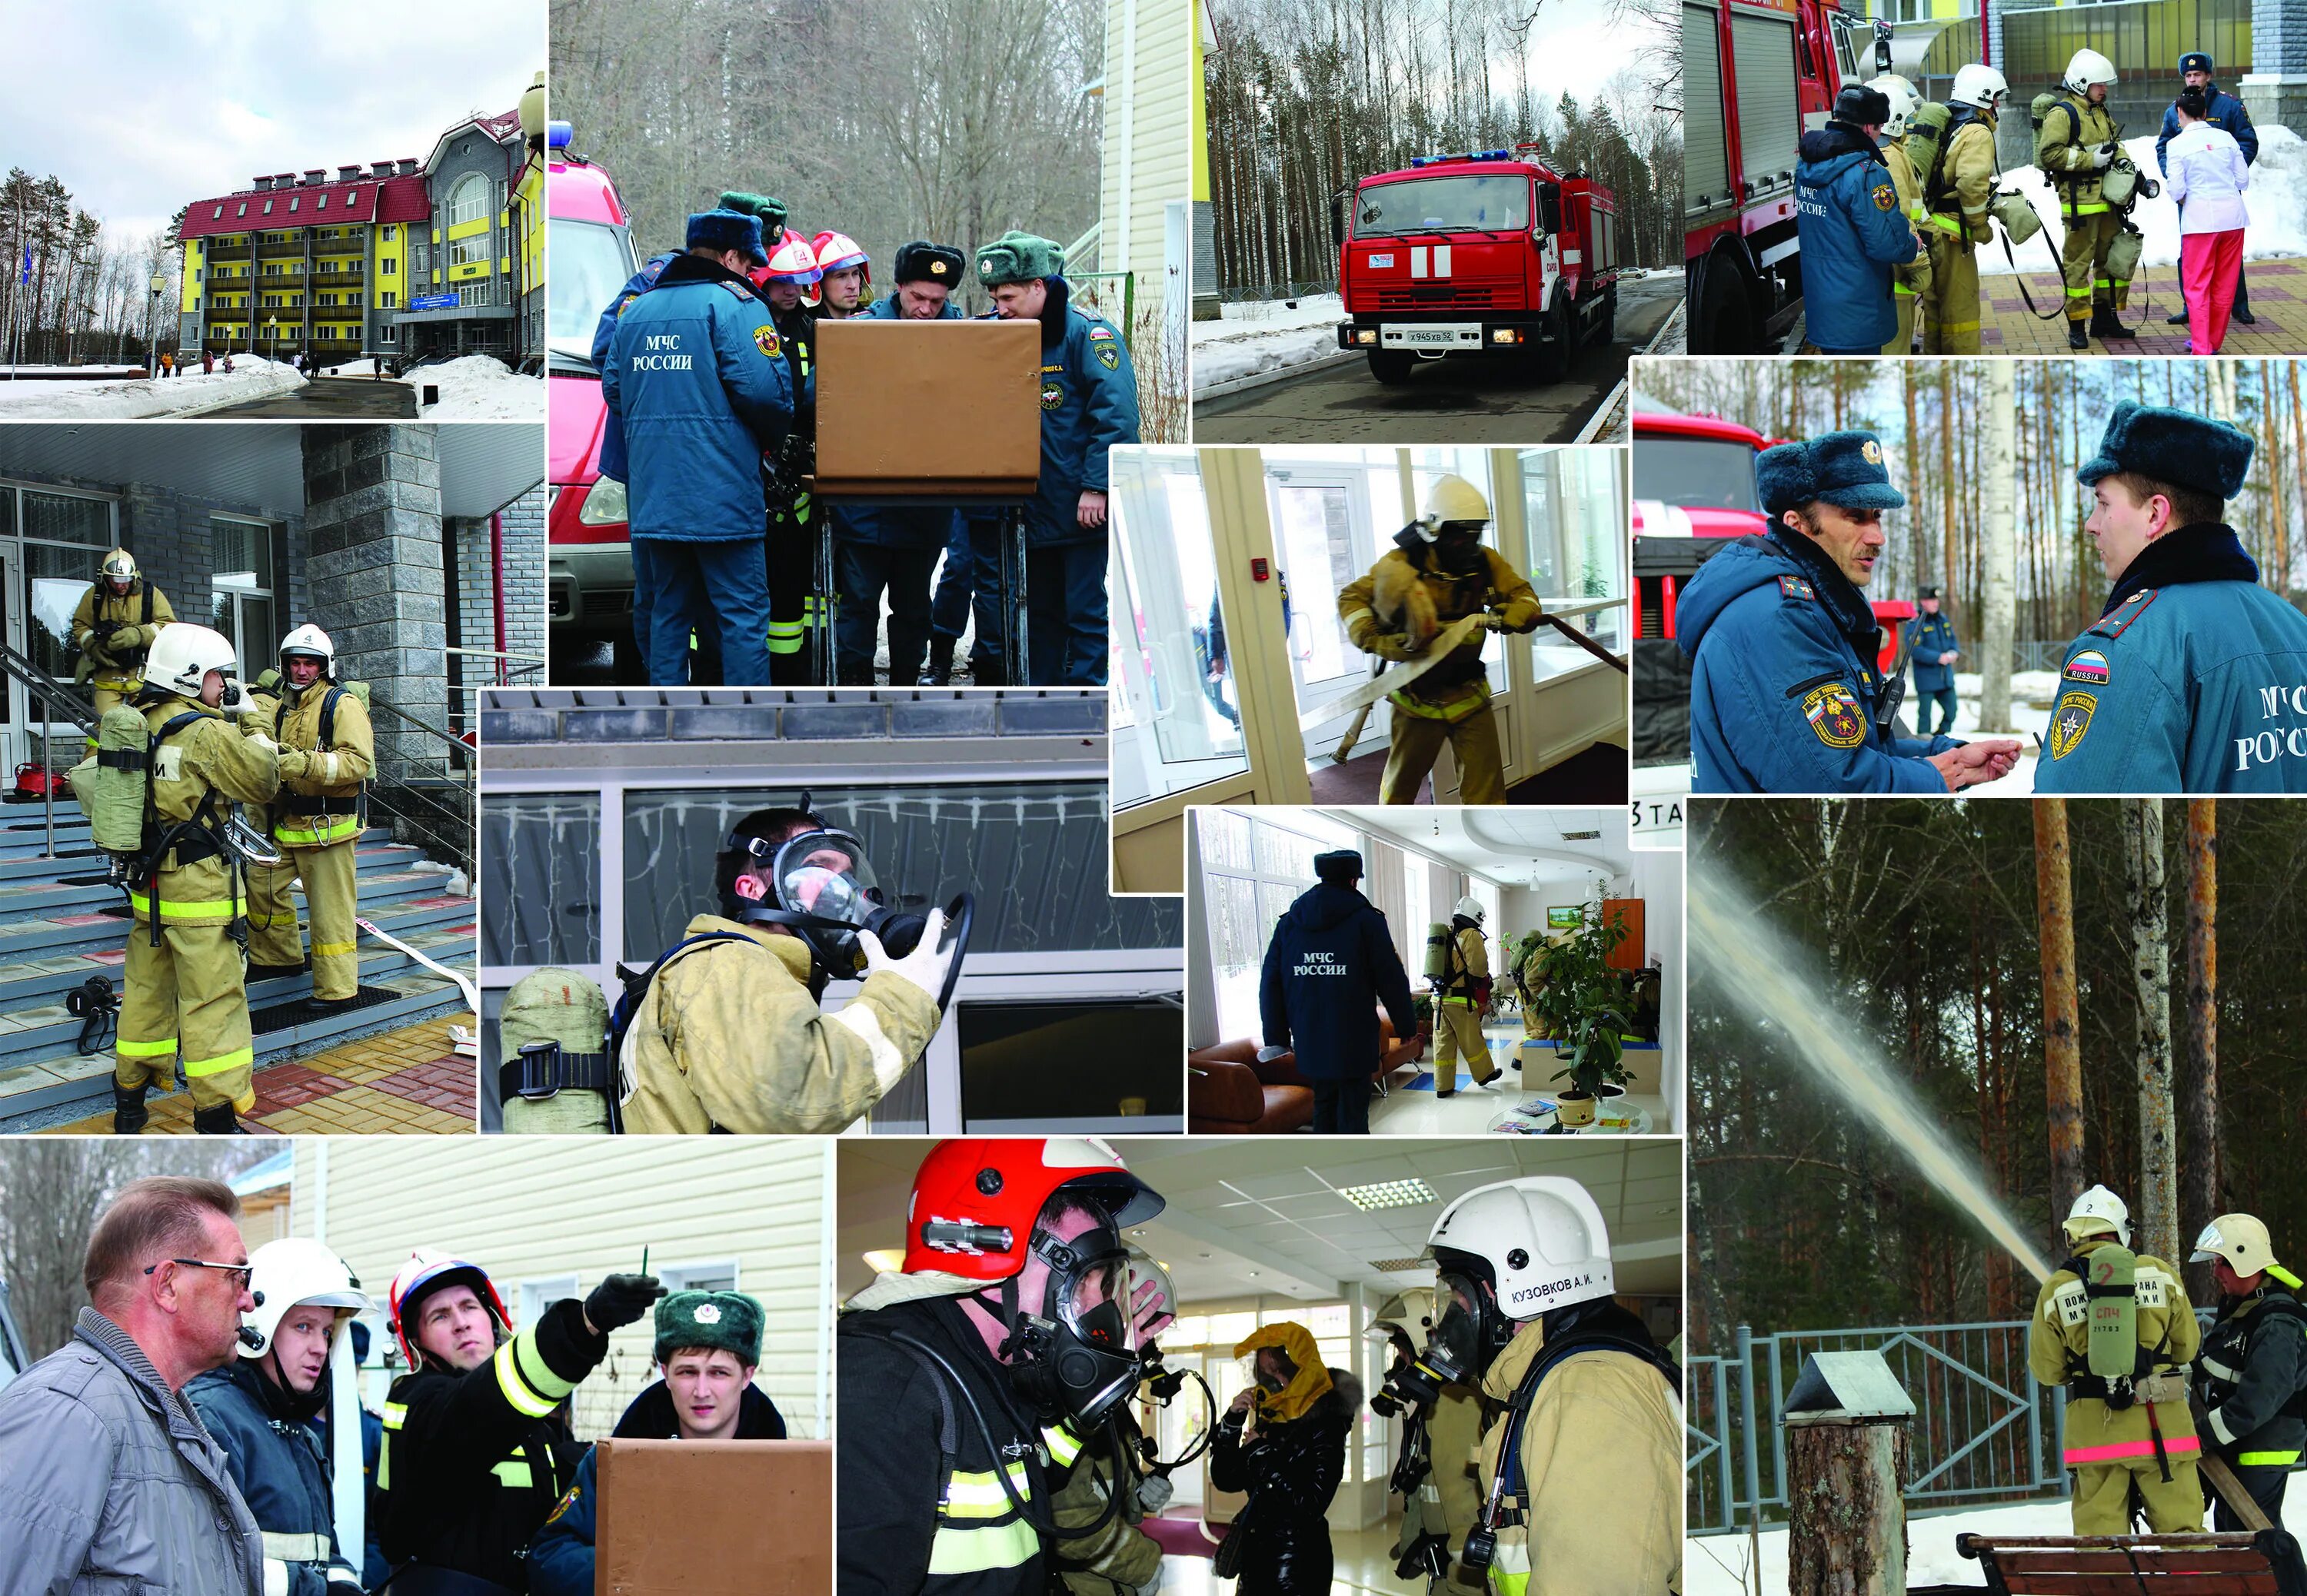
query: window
[
  {"left": 551, "top": 217, "right": 639, "bottom": 346},
  {"left": 289, "top": 294, "right": 302, "bottom": 308},
  {"left": 518, "top": 1275, "right": 580, "bottom": 1330},
  {"left": 381, "top": 259, "right": 397, "bottom": 275},
  {"left": 655, "top": 1261, "right": 740, "bottom": 1295},
  {"left": 380, "top": 290, "right": 395, "bottom": 308},
  {"left": 14, "top": 488, "right": 119, "bottom": 761},
  {"left": 1110, "top": 450, "right": 1249, "bottom": 807},
  {"left": 451, "top": 234, "right": 491, "bottom": 270},
  {"left": 316, "top": 194, "right": 327, "bottom": 210},
  {"left": 381, "top": 325, "right": 396, "bottom": 344},
  {"left": 1520, "top": 446, "right": 1630, "bottom": 672},
  {"left": 1197, "top": 807, "right": 1358, "bottom": 1038},
  {"left": 383, "top": 224, "right": 395, "bottom": 241},
  {"left": 959, "top": 1000, "right": 1183, "bottom": 1129},
  {"left": 288, "top": 197, "right": 298, "bottom": 212},
  {"left": 236, "top": 203, "right": 246, "bottom": 216},
  {"left": 448, "top": 173, "right": 491, "bottom": 228},
  {"left": 481, "top": 792, "right": 602, "bottom": 965},
  {"left": 211, "top": 205, "right": 222, "bottom": 219},
  {"left": 209, "top": 515, "right": 277, "bottom": 670},
  {"left": 263, "top": 200, "right": 273, "bottom": 215},
  {"left": 264, "top": 263, "right": 280, "bottom": 275}
]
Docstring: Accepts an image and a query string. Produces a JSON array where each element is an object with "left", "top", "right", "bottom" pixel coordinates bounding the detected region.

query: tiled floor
[
  {"left": 1157, "top": 1522, "right": 1443, "bottom": 1596},
  {"left": 42, "top": 1012, "right": 476, "bottom": 1135},
  {"left": 1958, "top": 257, "right": 2306, "bottom": 353}
]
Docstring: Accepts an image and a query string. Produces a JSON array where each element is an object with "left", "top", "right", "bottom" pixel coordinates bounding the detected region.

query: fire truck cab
[{"left": 1333, "top": 146, "right": 1620, "bottom": 385}]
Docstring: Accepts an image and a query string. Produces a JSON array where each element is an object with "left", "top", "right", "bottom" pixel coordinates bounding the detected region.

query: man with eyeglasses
[{"left": 0, "top": 1176, "right": 267, "bottom": 1594}]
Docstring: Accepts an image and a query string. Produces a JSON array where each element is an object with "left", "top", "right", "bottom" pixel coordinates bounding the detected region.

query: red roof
[
  {"left": 473, "top": 109, "right": 521, "bottom": 143},
  {"left": 181, "top": 171, "right": 433, "bottom": 238}
]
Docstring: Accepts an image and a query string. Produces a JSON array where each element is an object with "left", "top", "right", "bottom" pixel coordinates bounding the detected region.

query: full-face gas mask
[
  {"left": 987, "top": 1218, "right": 1145, "bottom": 1430},
  {"left": 1389, "top": 1261, "right": 1510, "bottom": 1407},
  {"left": 723, "top": 798, "right": 973, "bottom": 1006}
]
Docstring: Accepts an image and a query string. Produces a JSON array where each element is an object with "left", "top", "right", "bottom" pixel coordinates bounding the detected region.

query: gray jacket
[{"left": 0, "top": 1306, "right": 262, "bottom": 1596}]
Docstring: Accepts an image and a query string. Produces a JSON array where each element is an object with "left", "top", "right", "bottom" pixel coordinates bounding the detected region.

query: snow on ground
[
  {"left": 1191, "top": 293, "right": 1347, "bottom": 391},
  {"left": 1690, "top": 1483, "right": 2307, "bottom": 1594},
  {"left": 320, "top": 354, "right": 541, "bottom": 419},
  {"left": 1938, "top": 668, "right": 2059, "bottom": 796},
  {"left": 1986, "top": 125, "right": 2307, "bottom": 277},
  {"left": 0, "top": 356, "right": 304, "bottom": 417}
]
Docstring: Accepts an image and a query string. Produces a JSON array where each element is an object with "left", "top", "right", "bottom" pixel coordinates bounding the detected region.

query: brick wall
[{"left": 451, "top": 487, "right": 547, "bottom": 707}]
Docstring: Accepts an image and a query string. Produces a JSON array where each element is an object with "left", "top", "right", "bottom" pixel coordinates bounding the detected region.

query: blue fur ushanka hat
[
  {"left": 2076, "top": 401, "right": 2254, "bottom": 500},
  {"left": 1756, "top": 431, "right": 1906, "bottom": 520}
]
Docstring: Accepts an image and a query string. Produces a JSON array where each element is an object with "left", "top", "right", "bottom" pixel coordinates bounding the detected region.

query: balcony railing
[
  {"left": 311, "top": 268, "right": 366, "bottom": 286},
  {"left": 205, "top": 241, "right": 252, "bottom": 260},
  {"left": 256, "top": 239, "right": 308, "bottom": 258}
]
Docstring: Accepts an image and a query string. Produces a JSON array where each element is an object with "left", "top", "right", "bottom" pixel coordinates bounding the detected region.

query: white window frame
[
  {"left": 448, "top": 173, "right": 491, "bottom": 228},
  {"left": 518, "top": 1275, "right": 580, "bottom": 1329},
  {"left": 654, "top": 1259, "right": 742, "bottom": 1295},
  {"left": 1194, "top": 806, "right": 1357, "bottom": 1041}
]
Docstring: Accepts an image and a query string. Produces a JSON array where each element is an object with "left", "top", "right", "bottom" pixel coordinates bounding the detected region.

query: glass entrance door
[{"left": 1263, "top": 464, "right": 1380, "bottom": 766}]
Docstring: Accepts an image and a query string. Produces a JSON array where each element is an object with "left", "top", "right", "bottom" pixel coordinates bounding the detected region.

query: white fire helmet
[
  {"left": 1868, "top": 75, "right": 1921, "bottom": 138},
  {"left": 141, "top": 623, "right": 238, "bottom": 702},
  {"left": 240, "top": 1238, "right": 371, "bottom": 1358},
  {"left": 100, "top": 548, "right": 139, "bottom": 585},
  {"left": 1453, "top": 896, "right": 1485, "bottom": 925},
  {"left": 2192, "top": 1214, "right": 2282, "bottom": 1276},
  {"left": 2063, "top": 1183, "right": 2132, "bottom": 1248},
  {"left": 2065, "top": 49, "right": 2119, "bottom": 96},
  {"left": 1949, "top": 64, "right": 2010, "bottom": 111},
  {"left": 278, "top": 623, "right": 335, "bottom": 680},
  {"left": 1423, "top": 1175, "right": 1616, "bottom": 1322},
  {"left": 1414, "top": 474, "right": 1493, "bottom": 540},
  {"left": 1365, "top": 1285, "right": 1438, "bottom": 1348}
]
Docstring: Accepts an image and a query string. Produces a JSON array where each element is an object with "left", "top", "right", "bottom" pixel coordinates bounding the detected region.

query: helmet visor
[
  {"left": 1125, "top": 1254, "right": 1177, "bottom": 1348},
  {"left": 1048, "top": 1227, "right": 1131, "bottom": 1354},
  {"left": 1424, "top": 1271, "right": 1489, "bottom": 1380},
  {"left": 771, "top": 829, "right": 880, "bottom": 926}
]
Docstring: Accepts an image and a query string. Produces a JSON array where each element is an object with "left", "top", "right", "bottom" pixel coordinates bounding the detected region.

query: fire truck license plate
[{"left": 1381, "top": 323, "right": 1482, "bottom": 350}]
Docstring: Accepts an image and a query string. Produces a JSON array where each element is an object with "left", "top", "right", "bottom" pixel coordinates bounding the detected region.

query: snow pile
[
  {"left": 1191, "top": 293, "right": 1348, "bottom": 391},
  {"left": 1944, "top": 667, "right": 2062, "bottom": 795},
  {"left": 401, "top": 356, "right": 542, "bottom": 420},
  {"left": 0, "top": 355, "right": 305, "bottom": 417},
  {"left": 1985, "top": 125, "right": 2307, "bottom": 277},
  {"left": 319, "top": 354, "right": 543, "bottom": 417}
]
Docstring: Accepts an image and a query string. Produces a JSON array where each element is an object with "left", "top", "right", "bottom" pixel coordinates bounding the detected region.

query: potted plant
[{"left": 1530, "top": 900, "right": 1632, "bottom": 1129}]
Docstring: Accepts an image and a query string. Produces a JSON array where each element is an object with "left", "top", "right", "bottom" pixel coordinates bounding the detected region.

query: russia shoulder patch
[
  {"left": 1088, "top": 324, "right": 1115, "bottom": 340},
  {"left": 1871, "top": 184, "right": 1897, "bottom": 211},
  {"left": 1777, "top": 574, "right": 1816, "bottom": 602},
  {"left": 753, "top": 324, "right": 782, "bottom": 359},
  {"left": 2062, "top": 648, "right": 2111, "bottom": 685}
]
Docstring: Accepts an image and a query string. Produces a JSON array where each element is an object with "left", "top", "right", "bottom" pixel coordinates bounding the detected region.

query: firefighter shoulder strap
[{"left": 1492, "top": 1323, "right": 1682, "bottom": 1510}]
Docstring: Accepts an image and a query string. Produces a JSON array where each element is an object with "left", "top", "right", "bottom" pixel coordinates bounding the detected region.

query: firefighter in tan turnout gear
[
  {"left": 1923, "top": 63, "right": 2006, "bottom": 354},
  {"left": 2028, "top": 1184, "right": 2205, "bottom": 1533},
  {"left": 243, "top": 626, "right": 375, "bottom": 1003},
  {"left": 1421, "top": 1177, "right": 1680, "bottom": 1596},
  {"left": 1868, "top": 75, "right": 1932, "bottom": 354},
  {"left": 2039, "top": 49, "right": 2141, "bottom": 349},
  {"left": 72, "top": 548, "right": 177, "bottom": 730},
  {"left": 98, "top": 623, "right": 303, "bottom": 1135},
  {"left": 1337, "top": 475, "right": 1540, "bottom": 805},
  {"left": 1430, "top": 897, "right": 1503, "bottom": 1099}
]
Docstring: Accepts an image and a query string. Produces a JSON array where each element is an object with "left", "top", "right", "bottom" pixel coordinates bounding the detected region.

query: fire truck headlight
[
  {"left": 1356, "top": 329, "right": 1377, "bottom": 346},
  {"left": 1492, "top": 328, "right": 1520, "bottom": 345}
]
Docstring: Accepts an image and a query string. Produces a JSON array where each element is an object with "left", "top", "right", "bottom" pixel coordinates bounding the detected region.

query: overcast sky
[
  {"left": 1504, "top": 0, "right": 1672, "bottom": 124},
  {"left": 0, "top": 0, "right": 545, "bottom": 238}
]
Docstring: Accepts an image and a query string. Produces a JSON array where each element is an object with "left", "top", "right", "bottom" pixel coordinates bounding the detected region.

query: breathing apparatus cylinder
[
  {"left": 1423, "top": 923, "right": 1452, "bottom": 982},
  {"left": 2084, "top": 1242, "right": 2140, "bottom": 1384}
]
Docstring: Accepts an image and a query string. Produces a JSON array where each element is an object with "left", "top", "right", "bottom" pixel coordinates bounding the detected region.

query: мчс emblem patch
[
  {"left": 1096, "top": 343, "right": 1119, "bottom": 370},
  {"left": 1802, "top": 683, "right": 1866, "bottom": 749},
  {"left": 1871, "top": 184, "right": 1896, "bottom": 211},
  {"left": 2049, "top": 690, "right": 2096, "bottom": 759},
  {"left": 753, "top": 325, "right": 782, "bottom": 359},
  {"left": 1041, "top": 381, "right": 1065, "bottom": 410},
  {"left": 2062, "top": 649, "right": 2111, "bottom": 685}
]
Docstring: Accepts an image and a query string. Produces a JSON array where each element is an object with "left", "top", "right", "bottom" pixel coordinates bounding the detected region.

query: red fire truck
[
  {"left": 1333, "top": 146, "right": 1620, "bottom": 384},
  {"left": 1684, "top": 0, "right": 1893, "bottom": 353}
]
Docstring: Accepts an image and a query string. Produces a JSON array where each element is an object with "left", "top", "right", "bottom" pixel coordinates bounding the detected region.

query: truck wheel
[
  {"left": 1367, "top": 349, "right": 1413, "bottom": 385},
  {"left": 1530, "top": 298, "right": 1571, "bottom": 383},
  {"left": 1695, "top": 261, "right": 1750, "bottom": 354}
]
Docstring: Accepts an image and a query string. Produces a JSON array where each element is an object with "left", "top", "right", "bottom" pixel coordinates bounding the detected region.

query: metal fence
[
  {"left": 1689, "top": 1319, "right": 2069, "bottom": 1536},
  {"left": 1217, "top": 278, "right": 1337, "bottom": 305}
]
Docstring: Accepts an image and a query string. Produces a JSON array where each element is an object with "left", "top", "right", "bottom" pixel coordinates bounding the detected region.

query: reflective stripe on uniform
[
  {"left": 941, "top": 1460, "right": 1031, "bottom": 1517},
  {"left": 767, "top": 620, "right": 806, "bottom": 656},
  {"left": 2200, "top": 1355, "right": 2243, "bottom": 1381},
  {"left": 493, "top": 1331, "right": 578, "bottom": 1418},
  {"left": 2073, "top": 201, "right": 2110, "bottom": 214},
  {"left": 128, "top": 889, "right": 237, "bottom": 918},
  {"left": 2065, "top": 1433, "right": 2202, "bottom": 1465},
  {"left": 493, "top": 1455, "right": 533, "bottom": 1488},
  {"left": 261, "top": 1531, "right": 331, "bottom": 1562},
  {"left": 927, "top": 1516, "right": 1039, "bottom": 1574},
  {"left": 2240, "top": 1451, "right": 2303, "bottom": 1467},
  {"left": 275, "top": 816, "right": 361, "bottom": 846},
  {"left": 1044, "top": 1423, "right": 1084, "bottom": 1468},
  {"left": 1938, "top": 321, "right": 1979, "bottom": 334},
  {"left": 1927, "top": 214, "right": 1965, "bottom": 234},
  {"left": 313, "top": 939, "right": 358, "bottom": 958},
  {"left": 382, "top": 1401, "right": 408, "bottom": 1430},
  {"left": 116, "top": 1036, "right": 179, "bottom": 1058},
  {"left": 185, "top": 1046, "right": 254, "bottom": 1079},
  {"left": 1486, "top": 1535, "right": 1532, "bottom": 1596}
]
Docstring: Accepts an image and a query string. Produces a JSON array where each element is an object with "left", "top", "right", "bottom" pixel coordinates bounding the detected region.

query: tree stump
[{"left": 1788, "top": 1420, "right": 1909, "bottom": 1596}]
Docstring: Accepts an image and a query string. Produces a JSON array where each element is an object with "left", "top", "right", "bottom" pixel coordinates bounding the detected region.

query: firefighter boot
[
  {"left": 918, "top": 636, "right": 956, "bottom": 687},
  {"left": 2069, "top": 319, "right": 2090, "bottom": 351},
  {"left": 112, "top": 1085, "right": 149, "bottom": 1135},
  {"left": 193, "top": 1101, "right": 248, "bottom": 1135},
  {"left": 2091, "top": 306, "right": 2139, "bottom": 341}
]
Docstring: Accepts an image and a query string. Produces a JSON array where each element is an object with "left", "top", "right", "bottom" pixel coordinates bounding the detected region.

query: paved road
[
  {"left": 206, "top": 377, "right": 418, "bottom": 418},
  {"left": 1193, "top": 274, "right": 1683, "bottom": 444}
]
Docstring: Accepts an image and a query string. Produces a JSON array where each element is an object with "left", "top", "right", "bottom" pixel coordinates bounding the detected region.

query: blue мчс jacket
[
  {"left": 185, "top": 1358, "right": 361, "bottom": 1596},
  {"left": 590, "top": 250, "right": 677, "bottom": 485},
  {"left": 1014, "top": 278, "right": 1141, "bottom": 548},
  {"left": 1679, "top": 531, "right": 1959, "bottom": 793},
  {"left": 1793, "top": 124, "right": 1917, "bottom": 352},
  {"left": 602, "top": 252, "right": 795, "bottom": 544},
  {"left": 1258, "top": 881, "right": 1418, "bottom": 1082},
  {"left": 528, "top": 1380, "right": 789, "bottom": 1596},
  {"left": 2033, "top": 526, "right": 2307, "bottom": 793},
  {"left": 1906, "top": 611, "right": 1961, "bottom": 693},
  {"left": 2159, "top": 84, "right": 2259, "bottom": 174}
]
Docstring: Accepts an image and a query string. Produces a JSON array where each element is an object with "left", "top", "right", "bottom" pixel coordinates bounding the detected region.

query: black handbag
[{"left": 1212, "top": 1491, "right": 1262, "bottom": 1581}]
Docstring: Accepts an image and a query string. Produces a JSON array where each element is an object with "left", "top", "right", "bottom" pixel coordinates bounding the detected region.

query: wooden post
[
  {"left": 1788, "top": 1422, "right": 1910, "bottom": 1596},
  {"left": 2036, "top": 800, "right": 2084, "bottom": 1225}
]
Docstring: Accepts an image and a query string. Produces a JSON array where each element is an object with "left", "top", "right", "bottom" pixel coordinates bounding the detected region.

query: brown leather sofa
[{"left": 1188, "top": 1017, "right": 1430, "bottom": 1134}]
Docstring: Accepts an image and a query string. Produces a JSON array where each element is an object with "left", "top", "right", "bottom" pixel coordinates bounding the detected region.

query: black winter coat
[
  {"left": 1258, "top": 884, "right": 1417, "bottom": 1082},
  {"left": 1209, "top": 1375, "right": 1356, "bottom": 1596}
]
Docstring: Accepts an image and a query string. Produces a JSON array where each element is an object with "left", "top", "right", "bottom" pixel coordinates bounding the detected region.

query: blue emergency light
[
  {"left": 548, "top": 121, "right": 574, "bottom": 151},
  {"left": 1409, "top": 148, "right": 1514, "bottom": 168}
]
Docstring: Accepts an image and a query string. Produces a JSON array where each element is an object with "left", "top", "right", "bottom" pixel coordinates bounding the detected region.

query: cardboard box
[
  {"left": 595, "top": 1438, "right": 831, "bottom": 1596},
  {"left": 814, "top": 318, "right": 1040, "bottom": 497}
]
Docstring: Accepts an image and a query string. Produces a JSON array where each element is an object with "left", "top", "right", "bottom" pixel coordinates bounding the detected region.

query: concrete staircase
[{"left": 0, "top": 810, "right": 474, "bottom": 1126}]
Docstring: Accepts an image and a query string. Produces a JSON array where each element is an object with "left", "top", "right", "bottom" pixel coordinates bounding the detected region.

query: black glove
[{"left": 584, "top": 1272, "right": 665, "bottom": 1333}]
